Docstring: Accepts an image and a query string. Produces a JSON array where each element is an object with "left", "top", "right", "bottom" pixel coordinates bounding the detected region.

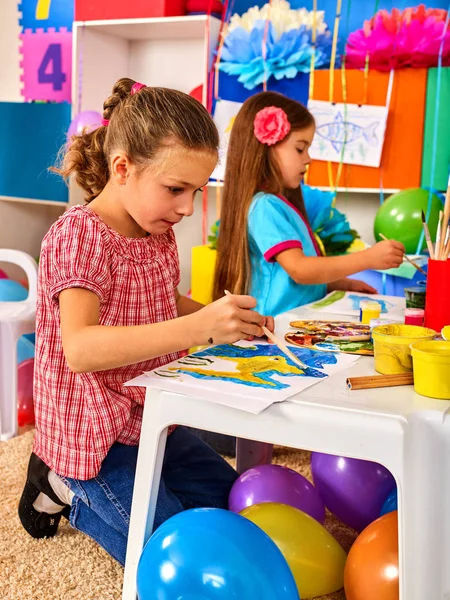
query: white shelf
[
  {"left": 74, "top": 15, "right": 220, "bottom": 41},
  {"left": 207, "top": 181, "right": 400, "bottom": 195},
  {"left": 0, "top": 195, "right": 67, "bottom": 207}
]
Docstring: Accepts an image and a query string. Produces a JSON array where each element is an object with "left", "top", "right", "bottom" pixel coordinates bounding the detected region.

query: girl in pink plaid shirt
[{"left": 18, "top": 79, "right": 274, "bottom": 565}]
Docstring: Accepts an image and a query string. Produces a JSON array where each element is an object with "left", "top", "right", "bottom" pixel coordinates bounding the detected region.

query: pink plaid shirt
[{"left": 33, "top": 206, "right": 181, "bottom": 480}]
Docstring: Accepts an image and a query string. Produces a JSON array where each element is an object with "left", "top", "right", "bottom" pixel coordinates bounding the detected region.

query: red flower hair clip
[{"left": 254, "top": 106, "right": 291, "bottom": 146}]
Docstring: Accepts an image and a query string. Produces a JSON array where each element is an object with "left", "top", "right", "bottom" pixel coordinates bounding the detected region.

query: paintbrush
[
  {"left": 438, "top": 175, "right": 450, "bottom": 260},
  {"left": 436, "top": 210, "right": 443, "bottom": 260},
  {"left": 379, "top": 234, "right": 427, "bottom": 275},
  {"left": 224, "top": 290, "right": 307, "bottom": 369},
  {"left": 421, "top": 209, "right": 435, "bottom": 260}
]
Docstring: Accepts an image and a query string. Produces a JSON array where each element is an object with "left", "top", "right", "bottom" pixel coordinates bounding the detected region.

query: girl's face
[
  {"left": 272, "top": 124, "right": 315, "bottom": 190},
  {"left": 113, "top": 146, "right": 217, "bottom": 236}
]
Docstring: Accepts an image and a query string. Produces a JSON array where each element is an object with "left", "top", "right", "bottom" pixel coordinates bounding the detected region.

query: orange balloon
[{"left": 344, "top": 511, "right": 399, "bottom": 600}]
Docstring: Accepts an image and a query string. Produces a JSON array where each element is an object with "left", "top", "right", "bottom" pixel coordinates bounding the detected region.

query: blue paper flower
[{"left": 219, "top": 21, "right": 333, "bottom": 90}]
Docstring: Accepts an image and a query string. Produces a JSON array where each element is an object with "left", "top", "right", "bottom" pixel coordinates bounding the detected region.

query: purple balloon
[
  {"left": 67, "top": 110, "right": 102, "bottom": 140},
  {"left": 228, "top": 464, "right": 326, "bottom": 523},
  {"left": 311, "top": 452, "right": 396, "bottom": 531}
]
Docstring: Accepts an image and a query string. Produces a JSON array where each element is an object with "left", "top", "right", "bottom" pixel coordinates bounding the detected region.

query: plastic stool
[{"left": 0, "top": 250, "right": 37, "bottom": 440}]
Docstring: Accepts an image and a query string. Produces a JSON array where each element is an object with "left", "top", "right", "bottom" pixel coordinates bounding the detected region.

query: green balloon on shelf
[{"left": 374, "top": 188, "right": 442, "bottom": 254}]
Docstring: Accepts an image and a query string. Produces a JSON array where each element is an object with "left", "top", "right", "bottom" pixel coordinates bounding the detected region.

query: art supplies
[
  {"left": 379, "top": 233, "right": 427, "bottom": 275},
  {"left": 305, "top": 291, "right": 406, "bottom": 321},
  {"left": 422, "top": 177, "right": 450, "bottom": 261},
  {"left": 424, "top": 259, "right": 450, "bottom": 331},
  {"left": 125, "top": 341, "right": 358, "bottom": 415},
  {"left": 404, "top": 308, "right": 424, "bottom": 326},
  {"left": 421, "top": 209, "right": 435, "bottom": 259},
  {"left": 285, "top": 320, "right": 374, "bottom": 356},
  {"left": 411, "top": 341, "right": 450, "bottom": 400},
  {"left": 404, "top": 286, "right": 426, "bottom": 309},
  {"left": 372, "top": 324, "right": 436, "bottom": 375},
  {"left": 347, "top": 373, "right": 414, "bottom": 390},
  {"left": 359, "top": 301, "right": 381, "bottom": 324}
]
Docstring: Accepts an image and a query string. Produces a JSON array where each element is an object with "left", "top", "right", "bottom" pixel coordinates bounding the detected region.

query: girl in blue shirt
[{"left": 213, "top": 92, "right": 404, "bottom": 316}]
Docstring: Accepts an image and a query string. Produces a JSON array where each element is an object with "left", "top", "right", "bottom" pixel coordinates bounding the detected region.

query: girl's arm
[
  {"left": 60, "top": 288, "right": 266, "bottom": 373},
  {"left": 275, "top": 240, "right": 404, "bottom": 285},
  {"left": 175, "top": 289, "right": 204, "bottom": 316},
  {"left": 328, "top": 278, "right": 377, "bottom": 294}
]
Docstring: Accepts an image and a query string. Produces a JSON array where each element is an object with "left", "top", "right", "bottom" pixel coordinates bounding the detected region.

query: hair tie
[
  {"left": 131, "top": 82, "right": 146, "bottom": 95},
  {"left": 101, "top": 118, "right": 110, "bottom": 127},
  {"left": 254, "top": 106, "right": 291, "bottom": 146}
]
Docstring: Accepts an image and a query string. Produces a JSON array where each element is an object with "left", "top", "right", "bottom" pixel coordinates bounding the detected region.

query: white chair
[
  {"left": 121, "top": 332, "right": 450, "bottom": 600},
  {"left": 0, "top": 249, "right": 38, "bottom": 441}
]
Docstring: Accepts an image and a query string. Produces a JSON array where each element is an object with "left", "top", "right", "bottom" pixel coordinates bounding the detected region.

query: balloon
[
  {"left": 67, "top": 111, "right": 102, "bottom": 140},
  {"left": 17, "top": 335, "right": 35, "bottom": 364},
  {"left": 229, "top": 464, "right": 325, "bottom": 523},
  {"left": 17, "top": 358, "right": 35, "bottom": 427},
  {"left": 137, "top": 507, "right": 299, "bottom": 600},
  {"left": 0, "top": 269, "right": 7, "bottom": 279},
  {"left": 0, "top": 279, "right": 27, "bottom": 301},
  {"left": 241, "top": 502, "right": 346, "bottom": 599},
  {"left": 374, "top": 188, "right": 442, "bottom": 253},
  {"left": 344, "top": 511, "right": 399, "bottom": 600},
  {"left": 311, "top": 452, "right": 396, "bottom": 531},
  {"left": 380, "top": 489, "right": 398, "bottom": 517}
]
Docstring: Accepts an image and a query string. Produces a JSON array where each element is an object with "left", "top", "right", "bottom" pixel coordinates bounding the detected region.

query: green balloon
[{"left": 374, "top": 188, "right": 443, "bottom": 254}]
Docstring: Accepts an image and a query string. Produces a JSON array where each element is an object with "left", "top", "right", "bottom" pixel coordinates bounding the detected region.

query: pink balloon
[
  {"left": 67, "top": 110, "right": 102, "bottom": 141},
  {"left": 17, "top": 358, "right": 35, "bottom": 426},
  {"left": 0, "top": 269, "right": 8, "bottom": 279}
]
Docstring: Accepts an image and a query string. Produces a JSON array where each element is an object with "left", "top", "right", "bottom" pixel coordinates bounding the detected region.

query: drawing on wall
[
  {"left": 210, "top": 98, "right": 243, "bottom": 181},
  {"left": 285, "top": 320, "right": 374, "bottom": 356},
  {"left": 307, "top": 99, "right": 389, "bottom": 167},
  {"left": 305, "top": 291, "right": 405, "bottom": 321},
  {"left": 126, "top": 342, "right": 357, "bottom": 414}
]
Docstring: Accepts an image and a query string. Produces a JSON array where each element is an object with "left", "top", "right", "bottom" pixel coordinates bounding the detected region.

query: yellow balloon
[{"left": 241, "top": 502, "right": 347, "bottom": 599}]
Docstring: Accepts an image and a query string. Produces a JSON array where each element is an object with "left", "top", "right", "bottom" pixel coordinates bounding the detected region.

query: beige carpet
[{"left": 0, "top": 431, "right": 356, "bottom": 600}]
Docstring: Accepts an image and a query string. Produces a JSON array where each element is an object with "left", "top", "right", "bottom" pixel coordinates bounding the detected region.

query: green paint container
[{"left": 405, "top": 286, "right": 426, "bottom": 309}]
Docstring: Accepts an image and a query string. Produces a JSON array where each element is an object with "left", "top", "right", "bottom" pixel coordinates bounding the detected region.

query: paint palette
[{"left": 285, "top": 320, "right": 374, "bottom": 356}]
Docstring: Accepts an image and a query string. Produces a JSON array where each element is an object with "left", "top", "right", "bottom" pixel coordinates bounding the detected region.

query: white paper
[
  {"left": 304, "top": 291, "right": 406, "bottom": 320},
  {"left": 307, "top": 99, "right": 389, "bottom": 168},
  {"left": 125, "top": 341, "right": 357, "bottom": 414},
  {"left": 210, "top": 98, "right": 243, "bottom": 182}
]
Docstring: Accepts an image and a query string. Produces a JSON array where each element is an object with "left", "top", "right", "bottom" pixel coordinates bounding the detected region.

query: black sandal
[{"left": 18, "top": 453, "right": 68, "bottom": 539}]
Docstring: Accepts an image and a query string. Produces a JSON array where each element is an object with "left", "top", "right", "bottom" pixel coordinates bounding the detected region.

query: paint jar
[
  {"left": 411, "top": 341, "right": 450, "bottom": 399},
  {"left": 404, "top": 308, "right": 424, "bottom": 326},
  {"left": 424, "top": 259, "right": 450, "bottom": 332},
  {"left": 404, "top": 286, "right": 426, "bottom": 309},
  {"left": 360, "top": 301, "right": 381, "bottom": 325},
  {"left": 369, "top": 319, "right": 400, "bottom": 341},
  {"left": 372, "top": 324, "right": 436, "bottom": 374}
]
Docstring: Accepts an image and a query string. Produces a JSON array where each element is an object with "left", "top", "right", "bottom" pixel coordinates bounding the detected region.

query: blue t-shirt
[{"left": 248, "top": 192, "right": 327, "bottom": 316}]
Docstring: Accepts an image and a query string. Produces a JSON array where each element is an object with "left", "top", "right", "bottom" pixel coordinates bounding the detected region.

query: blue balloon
[
  {"left": 17, "top": 335, "right": 35, "bottom": 364},
  {"left": 380, "top": 489, "right": 398, "bottom": 517},
  {"left": 137, "top": 508, "right": 300, "bottom": 600},
  {"left": 0, "top": 279, "right": 27, "bottom": 301}
]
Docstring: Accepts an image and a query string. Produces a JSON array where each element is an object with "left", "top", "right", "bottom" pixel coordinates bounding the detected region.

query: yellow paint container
[
  {"left": 360, "top": 301, "right": 381, "bottom": 324},
  {"left": 372, "top": 324, "right": 436, "bottom": 375},
  {"left": 411, "top": 341, "right": 450, "bottom": 400}
]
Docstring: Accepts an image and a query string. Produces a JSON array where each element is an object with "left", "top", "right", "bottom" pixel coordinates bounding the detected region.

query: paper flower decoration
[
  {"left": 254, "top": 106, "right": 291, "bottom": 145},
  {"left": 302, "top": 184, "right": 360, "bottom": 256},
  {"left": 346, "top": 4, "right": 450, "bottom": 70},
  {"left": 219, "top": 0, "right": 332, "bottom": 90}
]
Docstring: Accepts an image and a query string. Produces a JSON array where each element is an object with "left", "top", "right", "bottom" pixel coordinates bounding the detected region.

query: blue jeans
[{"left": 62, "top": 427, "right": 238, "bottom": 565}]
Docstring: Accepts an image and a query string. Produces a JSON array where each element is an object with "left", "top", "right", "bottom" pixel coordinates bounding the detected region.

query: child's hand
[
  {"left": 191, "top": 294, "right": 266, "bottom": 346},
  {"left": 346, "top": 279, "right": 378, "bottom": 294},
  {"left": 366, "top": 240, "right": 405, "bottom": 270}
]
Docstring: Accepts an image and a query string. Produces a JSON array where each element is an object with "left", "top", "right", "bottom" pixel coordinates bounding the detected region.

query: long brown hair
[
  {"left": 53, "top": 78, "right": 219, "bottom": 203},
  {"left": 213, "top": 91, "right": 315, "bottom": 300}
]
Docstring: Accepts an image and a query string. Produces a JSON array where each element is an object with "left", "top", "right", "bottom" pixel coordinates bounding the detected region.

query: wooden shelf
[
  {"left": 0, "top": 196, "right": 67, "bottom": 207},
  {"left": 73, "top": 15, "right": 220, "bottom": 41},
  {"left": 207, "top": 181, "right": 400, "bottom": 195}
]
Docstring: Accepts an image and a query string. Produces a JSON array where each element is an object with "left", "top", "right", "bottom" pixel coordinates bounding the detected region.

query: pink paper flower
[{"left": 254, "top": 107, "right": 291, "bottom": 146}]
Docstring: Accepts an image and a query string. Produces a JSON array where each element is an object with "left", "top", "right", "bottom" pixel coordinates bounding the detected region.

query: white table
[{"left": 122, "top": 306, "right": 450, "bottom": 600}]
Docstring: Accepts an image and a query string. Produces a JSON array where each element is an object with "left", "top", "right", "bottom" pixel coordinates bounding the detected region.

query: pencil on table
[{"left": 347, "top": 373, "right": 414, "bottom": 390}]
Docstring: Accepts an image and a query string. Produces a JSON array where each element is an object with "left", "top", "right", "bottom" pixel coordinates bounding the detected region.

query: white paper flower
[{"left": 228, "top": 0, "right": 328, "bottom": 40}]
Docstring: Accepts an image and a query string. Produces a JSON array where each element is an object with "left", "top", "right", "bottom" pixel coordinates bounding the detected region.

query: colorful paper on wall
[
  {"left": 421, "top": 67, "right": 450, "bottom": 191},
  {"left": 307, "top": 69, "right": 427, "bottom": 190},
  {"left": 211, "top": 98, "right": 243, "bottom": 181},
  {"left": 0, "top": 102, "right": 70, "bottom": 202},
  {"left": 125, "top": 341, "right": 358, "bottom": 414},
  {"left": 308, "top": 99, "right": 388, "bottom": 168}
]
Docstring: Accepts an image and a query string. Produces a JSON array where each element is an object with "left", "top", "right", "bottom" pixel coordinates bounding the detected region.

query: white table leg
[{"left": 236, "top": 439, "right": 273, "bottom": 474}]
